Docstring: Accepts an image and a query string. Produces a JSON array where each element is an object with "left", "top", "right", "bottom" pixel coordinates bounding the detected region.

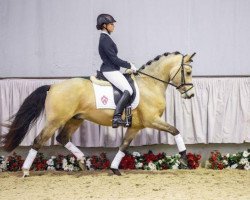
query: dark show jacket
[{"left": 99, "top": 33, "right": 131, "bottom": 72}]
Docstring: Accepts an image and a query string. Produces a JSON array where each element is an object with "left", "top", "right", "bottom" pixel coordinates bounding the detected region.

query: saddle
[
  {"left": 95, "top": 71, "right": 136, "bottom": 104},
  {"left": 91, "top": 70, "right": 137, "bottom": 127}
]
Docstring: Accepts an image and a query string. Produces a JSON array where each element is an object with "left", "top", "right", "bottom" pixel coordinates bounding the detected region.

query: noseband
[{"left": 137, "top": 54, "right": 194, "bottom": 95}]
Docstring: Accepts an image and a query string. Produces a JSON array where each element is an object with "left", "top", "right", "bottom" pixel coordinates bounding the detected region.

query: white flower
[
  {"left": 51, "top": 156, "right": 56, "bottom": 159},
  {"left": 86, "top": 158, "right": 92, "bottom": 169},
  {"left": 231, "top": 164, "right": 238, "bottom": 169},
  {"left": 222, "top": 160, "right": 228, "bottom": 165},
  {"left": 243, "top": 151, "right": 249, "bottom": 158},
  {"left": 172, "top": 164, "right": 179, "bottom": 170},
  {"left": 232, "top": 154, "right": 236, "bottom": 157},
  {"left": 47, "top": 166, "right": 55, "bottom": 170},
  {"left": 135, "top": 162, "right": 143, "bottom": 169},
  {"left": 166, "top": 156, "right": 171, "bottom": 159},
  {"left": 132, "top": 152, "right": 141, "bottom": 157},
  {"left": 46, "top": 159, "right": 54, "bottom": 166},
  {"left": 70, "top": 157, "right": 75, "bottom": 164},
  {"left": 226, "top": 153, "right": 230, "bottom": 158},
  {"left": 148, "top": 162, "right": 156, "bottom": 170},
  {"left": 63, "top": 165, "right": 69, "bottom": 171},
  {"left": 158, "top": 160, "right": 163, "bottom": 164},
  {"left": 244, "top": 162, "right": 250, "bottom": 170},
  {"left": 62, "top": 158, "right": 68, "bottom": 169},
  {"left": 73, "top": 167, "right": 80, "bottom": 171},
  {"left": 239, "top": 158, "right": 248, "bottom": 165},
  {"left": 0, "top": 161, "right": 7, "bottom": 171},
  {"left": 175, "top": 154, "right": 181, "bottom": 158},
  {"left": 68, "top": 164, "right": 74, "bottom": 171}
]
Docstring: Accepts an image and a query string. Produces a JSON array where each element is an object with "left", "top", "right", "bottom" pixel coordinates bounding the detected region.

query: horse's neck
[{"left": 140, "top": 56, "right": 177, "bottom": 92}]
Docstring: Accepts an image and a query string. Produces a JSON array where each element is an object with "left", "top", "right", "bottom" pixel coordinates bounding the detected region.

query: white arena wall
[{"left": 0, "top": 77, "right": 249, "bottom": 163}]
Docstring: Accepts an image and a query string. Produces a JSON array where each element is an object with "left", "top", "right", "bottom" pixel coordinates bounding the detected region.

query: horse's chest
[{"left": 152, "top": 98, "right": 166, "bottom": 114}]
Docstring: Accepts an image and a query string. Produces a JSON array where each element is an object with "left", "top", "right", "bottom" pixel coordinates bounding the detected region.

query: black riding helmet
[{"left": 96, "top": 14, "right": 116, "bottom": 30}]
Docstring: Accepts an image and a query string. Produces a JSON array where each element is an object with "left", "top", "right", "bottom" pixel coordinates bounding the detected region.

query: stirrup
[{"left": 112, "top": 117, "right": 125, "bottom": 128}]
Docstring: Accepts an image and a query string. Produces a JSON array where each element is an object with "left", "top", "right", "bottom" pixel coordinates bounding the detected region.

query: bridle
[
  {"left": 169, "top": 55, "right": 194, "bottom": 94},
  {"left": 137, "top": 54, "right": 195, "bottom": 95}
]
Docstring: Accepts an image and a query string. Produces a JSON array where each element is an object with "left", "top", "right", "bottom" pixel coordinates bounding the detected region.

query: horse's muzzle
[
  {"left": 181, "top": 87, "right": 195, "bottom": 99},
  {"left": 186, "top": 93, "right": 195, "bottom": 99}
]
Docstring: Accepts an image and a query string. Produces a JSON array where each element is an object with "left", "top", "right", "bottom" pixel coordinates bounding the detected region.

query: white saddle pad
[{"left": 93, "top": 81, "right": 140, "bottom": 110}]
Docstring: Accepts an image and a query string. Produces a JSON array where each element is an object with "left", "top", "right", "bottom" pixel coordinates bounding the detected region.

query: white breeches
[{"left": 102, "top": 71, "right": 133, "bottom": 95}]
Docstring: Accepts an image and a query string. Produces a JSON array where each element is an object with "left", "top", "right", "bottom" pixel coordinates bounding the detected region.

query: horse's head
[{"left": 169, "top": 53, "right": 196, "bottom": 99}]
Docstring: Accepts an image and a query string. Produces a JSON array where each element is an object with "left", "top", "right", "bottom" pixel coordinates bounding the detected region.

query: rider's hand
[{"left": 129, "top": 62, "right": 137, "bottom": 73}]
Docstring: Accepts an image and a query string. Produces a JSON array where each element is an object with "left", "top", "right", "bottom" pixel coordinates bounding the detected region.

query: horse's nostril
[{"left": 190, "top": 94, "right": 194, "bottom": 98}]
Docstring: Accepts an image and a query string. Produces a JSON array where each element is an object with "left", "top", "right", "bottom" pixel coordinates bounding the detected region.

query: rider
[{"left": 96, "top": 14, "right": 137, "bottom": 128}]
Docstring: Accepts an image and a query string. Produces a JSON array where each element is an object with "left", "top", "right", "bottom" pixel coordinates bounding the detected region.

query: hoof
[
  {"left": 78, "top": 159, "right": 87, "bottom": 171},
  {"left": 179, "top": 157, "right": 188, "bottom": 169},
  {"left": 22, "top": 169, "right": 30, "bottom": 178},
  {"left": 110, "top": 168, "right": 122, "bottom": 176}
]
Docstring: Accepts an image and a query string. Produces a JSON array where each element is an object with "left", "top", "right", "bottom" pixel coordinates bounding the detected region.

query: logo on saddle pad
[
  {"left": 92, "top": 83, "right": 140, "bottom": 110},
  {"left": 101, "top": 95, "right": 108, "bottom": 105}
]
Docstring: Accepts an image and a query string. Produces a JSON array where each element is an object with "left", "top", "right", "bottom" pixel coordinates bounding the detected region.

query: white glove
[{"left": 129, "top": 62, "right": 137, "bottom": 72}]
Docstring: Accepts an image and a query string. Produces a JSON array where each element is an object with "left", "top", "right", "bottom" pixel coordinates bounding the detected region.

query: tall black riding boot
[{"left": 112, "top": 90, "right": 131, "bottom": 128}]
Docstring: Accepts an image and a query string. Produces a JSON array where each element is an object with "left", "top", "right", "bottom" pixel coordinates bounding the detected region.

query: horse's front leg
[
  {"left": 151, "top": 117, "right": 188, "bottom": 168},
  {"left": 110, "top": 127, "right": 140, "bottom": 176}
]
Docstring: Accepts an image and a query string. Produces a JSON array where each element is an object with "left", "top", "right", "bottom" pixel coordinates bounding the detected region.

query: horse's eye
[{"left": 187, "top": 71, "right": 192, "bottom": 76}]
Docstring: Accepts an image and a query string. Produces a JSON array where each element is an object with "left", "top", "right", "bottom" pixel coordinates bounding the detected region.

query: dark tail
[{"left": 0, "top": 85, "right": 51, "bottom": 152}]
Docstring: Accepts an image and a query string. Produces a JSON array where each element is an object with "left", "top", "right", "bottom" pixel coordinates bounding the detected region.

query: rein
[
  {"left": 137, "top": 55, "right": 194, "bottom": 94},
  {"left": 136, "top": 70, "right": 176, "bottom": 87}
]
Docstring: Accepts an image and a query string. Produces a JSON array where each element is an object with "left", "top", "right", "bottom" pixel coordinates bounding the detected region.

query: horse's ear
[
  {"left": 190, "top": 52, "right": 196, "bottom": 61},
  {"left": 184, "top": 52, "right": 196, "bottom": 63}
]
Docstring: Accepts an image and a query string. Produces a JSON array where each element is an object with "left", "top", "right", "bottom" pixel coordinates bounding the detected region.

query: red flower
[
  {"left": 120, "top": 154, "right": 135, "bottom": 170},
  {"left": 89, "top": 153, "right": 110, "bottom": 170},
  {"left": 208, "top": 151, "right": 225, "bottom": 170},
  {"left": 196, "top": 154, "right": 201, "bottom": 160},
  {"left": 6, "top": 152, "right": 24, "bottom": 171},
  {"left": 143, "top": 152, "right": 158, "bottom": 163},
  {"left": 218, "top": 163, "right": 224, "bottom": 170},
  {"left": 187, "top": 153, "right": 201, "bottom": 169}
]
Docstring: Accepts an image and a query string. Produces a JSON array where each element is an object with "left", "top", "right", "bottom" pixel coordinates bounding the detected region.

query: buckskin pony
[{"left": 1, "top": 51, "right": 195, "bottom": 176}]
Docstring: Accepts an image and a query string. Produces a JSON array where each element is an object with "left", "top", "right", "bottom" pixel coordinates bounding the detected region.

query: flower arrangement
[
  {"left": 208, "top": 149, "right": 250, "bottom": 170},
  {"left": 46, "top": 154, "right": 80, "bottom": 171},
  {"left": 187, "top": 153, "right": 201, "bottom": 169},
  {"left": 46, "top": 155, "right": 57, "bottom": 170},
  {"left": 0, "top": 151, "right": 201, "bottom": 172},
  {"left": 6, "top": 152, "right": 24, "bottom": 171},
  {"left": 120, "top": 151, "right": 201, "bottom": 170},
  {"left": 5, "top": 149, "right": 248, "bottom": 172},
  {"left": 31, "top": 153, "right": 47, "bottom": 171},
  {"left": 120, "top": 152, "right": 136, "bottom": 170},
  {"left": 62, "top": 154, "right": 81, "bottom": 171},
  {"left": 0, "top": 156, "right": 6, "bottom": 172},
  {"left": 86, "top": 153, "right": 110, "bottom": 170}
]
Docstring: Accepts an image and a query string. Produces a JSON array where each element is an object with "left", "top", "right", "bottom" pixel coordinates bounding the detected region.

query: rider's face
[{"left": 105, "top": 23, "right": 115, "bottom": 33}]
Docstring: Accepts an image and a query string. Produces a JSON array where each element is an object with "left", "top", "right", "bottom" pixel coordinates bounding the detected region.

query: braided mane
[{"left": 139, "top": 51, "right": 181, "bottom": 70}]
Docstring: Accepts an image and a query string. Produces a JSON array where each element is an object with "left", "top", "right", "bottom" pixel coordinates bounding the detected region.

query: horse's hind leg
[
  {"left": 22, "top": 121, "right": 62, "bottom": 177},
  {"left": 111, "top": 127, "right": 140, "bottom": 175},
  {"left": 56, "top": 117, "right": 86, "bottom": 170}
]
